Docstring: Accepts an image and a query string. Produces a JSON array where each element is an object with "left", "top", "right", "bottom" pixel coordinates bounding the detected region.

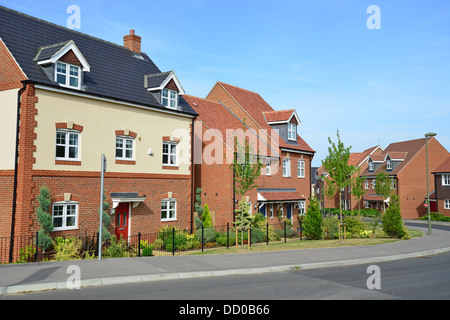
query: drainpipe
[
  {"left": 190, "top": 117, "right": 195, "bottom": 232},
  {"left": 9, "top": 81, "right": 28, "bottom": 263}
]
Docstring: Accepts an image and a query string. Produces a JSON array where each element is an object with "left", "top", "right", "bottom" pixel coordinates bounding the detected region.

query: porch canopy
[
  {"left": 110, "top": 192, "right": 147, "bottom": 209},
  {"left": 257, "top": 188, "right": 305, "bottom": 203}
]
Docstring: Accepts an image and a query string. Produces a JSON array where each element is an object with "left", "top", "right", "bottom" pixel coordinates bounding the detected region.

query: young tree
[
  {"left": 99, "top": 191, "right": 111, "bottom": 241},
  {"left": 374, "top": 170, "right": 393, "bottom": 214},
  {"left": 351, "top": 170, "right": 367, "bottom": 220},
  {"left": 303, "top": 196, "right": 323, "bottom": 240},
  {"left": 202, "top": 203, "right": 212, "bottom": 228},
  {"left": 321, "top": 130, "right": 356, "bottom": 221}
]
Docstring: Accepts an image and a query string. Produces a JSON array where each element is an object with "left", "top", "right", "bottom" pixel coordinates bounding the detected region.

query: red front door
[{"left": 115, "top": 203, "right": 129, "bottom": 240}]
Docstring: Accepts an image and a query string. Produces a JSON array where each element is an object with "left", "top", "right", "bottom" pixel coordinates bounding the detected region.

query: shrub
[
  {"left": 196, "top": 227, "right": 216, "bottom": 244},
  {"left": 382, "top": 195, "right": 409, "bottom": 239},
  {"left": 343, "top": 216, "right": 367, "bottom": 238},
  {"left": 53, "top": 237, "right": 82, "bottom": 261},
  {"left": 142, "top": 246, "right": 154, "bottom": 256},
  {"left": 107, "top": 235, "right": 131, "bottom": 258},
  {"left": 250, "top": 228, "right": 266, "bottom": 243},
  {"left": 322, "top": 215, "right": 339, "bottom": 239},
  {"left": 202, "top": 204, "right": 212, "bottom": 228},
  {"left": 36, "top": 187, "right": 54, "bottom": 251},
  {"left": 303, "top": 197, "right": 323, "bottom": 240}
]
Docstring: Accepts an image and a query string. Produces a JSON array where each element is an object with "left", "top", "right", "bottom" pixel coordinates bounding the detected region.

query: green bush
[
  {"left": 419, "top": 212, "right": 450, "bottom": 222},
  {"left": 142, "top": 246, "right": 154, "bottom": 256},
  {"left": 196, "top": 227, "right": 216, "bottom": 244},
  {"left": 251, "top": 228, "right": 266, "bottom": 243},
  {"left": 107, "top": 235, "right": 131, "bottom": 258},
  {"left": 53, "top": 237, "right": 82, "bottom": 261},
  {"left": 343, "top": 216, "right": 367, "bottom": 238},
  {"left": 382, "top": 195, "right": 409, "bottom": 239},
  {"left": 322, "top": 215, "right": 339, "bottom": 239},
  {"left": 216, "top": 231, "right": 236, "bottom": 246},
  {"left": 202, "top": 204, "right": 212, "bottom": 228},
  {"left": 303, "top": 197, "right": 323, "bottom": 240}
]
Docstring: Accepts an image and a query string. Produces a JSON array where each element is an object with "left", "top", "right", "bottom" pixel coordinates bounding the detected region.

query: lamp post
[{"left": 425, "top": 132, "right": 437, "bottom": 235}]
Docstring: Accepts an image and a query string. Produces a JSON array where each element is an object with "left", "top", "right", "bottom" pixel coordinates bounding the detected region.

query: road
[{"left": 3, "top": 251, "right": 450, "bottom": 302}]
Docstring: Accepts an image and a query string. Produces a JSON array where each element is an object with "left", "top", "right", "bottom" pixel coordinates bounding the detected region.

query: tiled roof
[
  {"left": 263, "top": 109, "right": 296, "bottom": 123},
  {"left": 433, "top": 156, "right": 450, "bottom": 174},
  {"left": 0, "top": 6, "right": 196, "bottom": 116},
  {"left": 216, "top": 82, "right": 315, "bottom": 154}
]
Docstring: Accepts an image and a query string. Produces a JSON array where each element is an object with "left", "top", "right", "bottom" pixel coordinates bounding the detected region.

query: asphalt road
[{"left": 3, "top": 251, "right": 450, "bottom": 302}]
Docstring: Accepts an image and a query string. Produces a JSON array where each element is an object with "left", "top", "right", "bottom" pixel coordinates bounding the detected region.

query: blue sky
[{"left": 2, "top": 0, "right": 449, "bottom": 166}]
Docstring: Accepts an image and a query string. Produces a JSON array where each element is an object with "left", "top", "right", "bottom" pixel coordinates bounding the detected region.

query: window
[
  {"left": 443, "top": 174, "right": 450, "bottom": 186},
  {"left": 283, "top": 158, "right": 291, "bottom": 177},
  {"left": 161, "top": 88, "right": 178, "bottom": 109},
  {"left": 288, "top": 123, "right": 296, "bottom": 141},
  {"left": 56, "top": 62, "right": 80, "bottom": 89},
  {"left": 299, "top": 201, "right": 305, "bottom": 215},
  {"left": 116, "top": 136, "right": 134, "bottom": 160},
  {"left": 368, "top": 160, "right": 374, "bottom": 172},
  {"left": 270, "top": 204, "right": 274, "bottom": 219},
  {"left": 365, "top": 201, "right": 370, "bottom": 209},
  {"left": 161, "top": 199, "right": 176, "bottom": 221},
  {"left": 53, "top": 202, "right": 78, "bottom": 231},
  {"left": 386, "top": 159, "right": 392, "bottom": 170},
  {"left": 297, "top": 160, "right": 305, "bottom": 178},
  {"left": 365, "top": 179, "right": 369, "bottom": 190},
  {"left": 391, "top": 179, "right": 396, "bottom": 190},
  {"left": 162, "top": 142, "right": 177, "bottom": 166},
  {"left": 372, "top": 179, "right": 376, "bottom": 189},
  {"left": 266, "top": 159, "right": 271, "bottom": 176},
  {"left": 445, "top": 200, "right": 450, "bottom": 210},
  {"left": 56, "top": 130, "right": 80, "bottom": 160}
]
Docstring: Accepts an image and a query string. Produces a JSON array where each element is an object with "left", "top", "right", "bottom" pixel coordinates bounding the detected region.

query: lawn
[{"left": 193, "top": 228, "right": 424, "bottom": 255}]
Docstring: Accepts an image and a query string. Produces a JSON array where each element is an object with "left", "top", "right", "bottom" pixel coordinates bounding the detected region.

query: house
[
  {"left": 316, "top": 145, "right": 383, "bottom": 211},
  {"left": 360, "top": 137, "right": 449, "bottom": 218},
  {"left": 0, "top": 6, "right": 197, "bottom": 261},
  {"left": 184, "top": 82, "right": 315, "bottom": 226},
  {"left": 432, "top": 156, "right": 450, "bottom": 216}
]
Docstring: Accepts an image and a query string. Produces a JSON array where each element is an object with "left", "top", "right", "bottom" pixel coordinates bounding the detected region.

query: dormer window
[
  {"left": 369, "top": 160, "right": 374, "bottom": 172},
  {"left": 386, "top": 158, "right": 392, "bottom": 170},
  {"left": 288, "top": 123, "right": 297, "bottom": 141},
  {"left": 56, "top": 62, "right": 80, "bottom": 89},
  {"left": 162, "top": 88, "right": 178, "bottom": 109},
  {"left": 34, "top": 40, "right": 90, "bottom": 91}
]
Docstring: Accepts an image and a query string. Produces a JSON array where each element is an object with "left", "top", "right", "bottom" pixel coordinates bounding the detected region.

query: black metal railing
[{"left": 0, "top": 221, "right": 304, "bottom": 264}]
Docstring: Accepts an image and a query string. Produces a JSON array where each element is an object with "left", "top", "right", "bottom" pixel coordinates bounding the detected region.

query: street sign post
[{"left": 98, "top": 154, "right": 106, "bottom": 260}]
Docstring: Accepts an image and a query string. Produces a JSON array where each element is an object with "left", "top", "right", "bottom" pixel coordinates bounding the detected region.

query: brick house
[
  {"left": 316, "top": 145, "right": 384, "bottom": 211},
  {"left": 0, "top": 6, "right": 197, "bottom": 260},
  {"left": 184, "top": 82, "right": 315, "bottom": 226},
  {"left": 432, "top": 156, "right": 450, "bottom": 216},
  {"left": 360, "top": 137, "right": 449, "bottom": 219}
]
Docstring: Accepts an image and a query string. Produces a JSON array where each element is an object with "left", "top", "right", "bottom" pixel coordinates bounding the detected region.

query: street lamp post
[{"left": 425, "top": 132, "right": 437, "bottom": 235}]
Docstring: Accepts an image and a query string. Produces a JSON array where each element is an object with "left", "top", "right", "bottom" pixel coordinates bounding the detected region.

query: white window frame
[
  {"left": 288, "top": 123, "right": 296, "bottom": 141},
  {"left": 161, "top": 88, "right": 178, "bottom": 109},
  {"left": 116, "top": 136, "right": 135, "bottom": 161},
  {"left": 55, "top": 61, "right": 81, "bottom": 89},
  {"left": 365, "top": 201, "right": 370, "bottom": 209},
  {"left": 391, "top": 179, "right": 396, "bottom": 190},
  {"left": 365, "top": 179, "right": 369, "bottom": 190},
  {"left": 299, "top": 201, "right": 305, "bottom": 215},
  {"left": 55, "top": 129, "right": 81, "bottom": 161},
  {"left": 369, "top": 160, "right": 374, "bottom": 172},
  {"left": 283, "top": 158, "right": 291, "bottom": 177},
  {"left": 372, "top": 179, "right": 376, "bottom": 189},
  {"left": 162, "top": 142, "right": 177, "bottom": 166},
  {"left": 297, "top": 159, "right": 305, "bottom": 178},
  {"left": 52, "top": 202, "right": 78, "bottom": 231},
  {"left": 442, "top": 174, "right": 450, "bottom": 186},
  {"left": 386, "top": 159, "right": 392, "bottom": 170},
  {"left": 444, "top": 199, "right": 450, "bottom": 210},
  {"left": 270, "top": 204, "right": 274, "bottom": 219},
  {"left": 161, "top": 199, "right": 177, "bottom": 221}
]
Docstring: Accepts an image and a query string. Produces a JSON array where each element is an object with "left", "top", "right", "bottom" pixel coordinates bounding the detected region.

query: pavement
[{"left": 1, "top": 221, "right": 450, "bottom": 295}]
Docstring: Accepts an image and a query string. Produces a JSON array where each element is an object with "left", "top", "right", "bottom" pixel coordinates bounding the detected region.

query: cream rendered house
[{"left": 0, "top": 6, "right": 197, "bottom": 261}]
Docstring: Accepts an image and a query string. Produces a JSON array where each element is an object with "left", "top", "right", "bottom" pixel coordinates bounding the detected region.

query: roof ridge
[
  {"left": 217, "top": 81, "right": 262, "bottom": 96},
  {"left": 0, "top": 5, "right": 132, "bottom": 52}
]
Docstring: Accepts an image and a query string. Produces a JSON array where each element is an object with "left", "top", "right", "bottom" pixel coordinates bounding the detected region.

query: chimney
[{"left": 123, "top": 30, "right": 141, "bottom": 54}]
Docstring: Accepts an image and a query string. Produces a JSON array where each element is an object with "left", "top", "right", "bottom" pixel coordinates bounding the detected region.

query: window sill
[
  {"left": 55, "top": 160, "right": 82, "bottom": 166},
  {"left": 116, "top": 159, "right": 136, "bottom": 165},
  {"left": 162, "top": 165, "right": 179, "bottom": 170},
  {"left": 161, "top": 219, "right": 178, "bottom": 222}
]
